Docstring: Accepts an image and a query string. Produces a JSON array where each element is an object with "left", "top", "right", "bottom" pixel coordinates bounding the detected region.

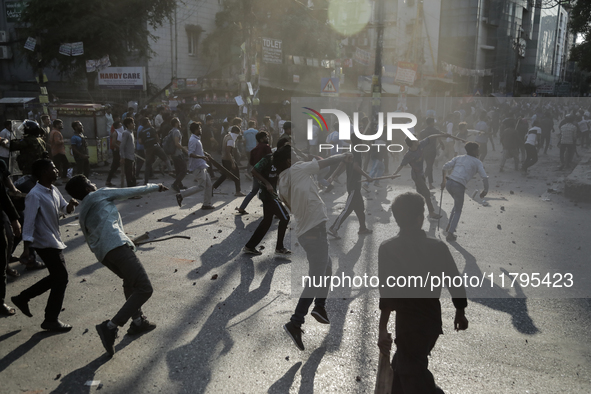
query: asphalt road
[{"left": 1, "top": 142, "right": 590, "bottom": 393}]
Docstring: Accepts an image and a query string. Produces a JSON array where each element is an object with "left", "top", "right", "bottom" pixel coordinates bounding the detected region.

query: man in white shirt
[
  {"left": 277, "top": 152, "right": 353, "bottom": 351},
  {"left": 11, "top": 159, "right": 78, "bottom": 332},
  {"left": 176, "top": 122, "right": 214, "bottom": 210},
  {"left": 105, "top": 105, "right": 114, "bottom": 133},
  {"left": 212, "top": 125, "right": 244, "bottom": 196},
  {"left": 440, "top": 142, "right": 489, "bottom": 242},
  {"left": 474, "top": 113, "right": 492, "bottom": 162},
  {"left": 0, "top": 121, "right": 12, "bottom": 169}
]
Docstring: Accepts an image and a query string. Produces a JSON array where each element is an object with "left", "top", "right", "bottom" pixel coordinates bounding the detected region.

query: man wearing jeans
[
  {"left": 65, "top": 175, "right": 168, "bottom": 356},
  {"left": 278, "top": 152, "right": 352, "bottom": 350},
  {"left": 11, "top": 159, "right": 78, "bottom": 332},
  {"left": 441, "top": 142, "right": 489, "bottom": 242}
]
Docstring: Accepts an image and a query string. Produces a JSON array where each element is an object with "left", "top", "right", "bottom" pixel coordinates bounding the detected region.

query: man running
[
  {"left": 65, "top": 175, "right": 168, "bottom": 356},
  {"left": 441, "top": 142, "right": 489, "bottom": 242},
  {"left": 328, "top": 134, "right": 374, "bottom": 239},
  {"left": 243, "top": 145, "right": 291, "bottom": 255},
  {"left": 11, "top": 159, "right": 78, "bottom": 331},
  {"left": 392, "top": 133, "right": 465, "bottom": 220},
  {"left": 176, "top": 122, "right": 214, "bottom": 210},
  {"left": 237, "top": 131, "right": 272, "bottom": 214},
  {"left": 277, "top": 151, "right": 353, "bottom": 350}
]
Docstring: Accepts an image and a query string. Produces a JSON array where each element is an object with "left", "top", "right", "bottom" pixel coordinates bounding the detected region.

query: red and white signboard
[
  {"left": 394, "top": 62, "right": 418, "bottom": 86},
  {"left": 98, "top": 67, "right": 146, "bottom": 90}
]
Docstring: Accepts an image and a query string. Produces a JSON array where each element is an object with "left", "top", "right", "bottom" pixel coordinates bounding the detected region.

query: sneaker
[
  {"left": 96, "top": 320, "right": 118, "bottom": 356},
  {"left": 11, "top": 295, "right": 32, "bottom": 317},
  {"left": 446, "top": 233, "right": 457, "bottom": 242},
  {"left": 358, "top": 228, "right": 373, "bottom": 235},
  {"left": 283, "top": 322, "right": 305, "bottom": 351},
  {"left": 275, "top": 248, "right": 292, "bottom": 255},
  {"left": 235, "top": 192, "right": 246, "bottom": 197},
  {"left": 327, "top": 227, "right": 340, "bottom": 239},
  {"left": 243, "top": 246, "right": 262, "bottom": 256},
  {"left": 201, "top": 205, "right": 215, "bottom": 210},
  {"left": 176, "top": 193, "right": 183, "bottom": 208},
  {"left": 311, "top": 306, "right": 330, "bottom": 324},
  {"left": 171, "top": 184, "right": 180, "bottom": 193},
  {"left": 127, "top": 317, "right": 157, "bottom": 335}
]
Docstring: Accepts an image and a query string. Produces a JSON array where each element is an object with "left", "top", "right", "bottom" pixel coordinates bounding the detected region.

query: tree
[
  {"left": 19, "top": 0, "right": 176, "bottom": 78},
  {"left": 568, "top": 1, "right": 591, "bottom": 71}
]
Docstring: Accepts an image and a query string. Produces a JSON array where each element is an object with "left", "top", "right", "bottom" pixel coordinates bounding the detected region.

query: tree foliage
[
  {"left": 19, "top": 0, "right": 176, "bottom": 77},
  {"left": 569, "top": 0, "right": 591, "bottom": 71}
]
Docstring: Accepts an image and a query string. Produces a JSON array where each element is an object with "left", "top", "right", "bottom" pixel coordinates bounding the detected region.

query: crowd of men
[{"left": 1, "top": 98, "right": 589, "bottom": 393}]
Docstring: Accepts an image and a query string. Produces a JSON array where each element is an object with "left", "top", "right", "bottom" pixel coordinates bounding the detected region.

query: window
[
  {"left": 185, "top": 24, "right": 203, "bottom": 56},
  {"left": 188, "top": 31, "right": 198, "bottom": 55}
]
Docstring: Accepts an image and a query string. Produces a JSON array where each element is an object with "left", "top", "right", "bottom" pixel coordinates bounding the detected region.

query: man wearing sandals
[{"left": 65, "top": 175, "right": 168, "bottom": 356}]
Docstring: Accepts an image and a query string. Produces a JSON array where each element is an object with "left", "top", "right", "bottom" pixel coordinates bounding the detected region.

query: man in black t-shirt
[
  {"left": 138, "top": 118, "right": 171, "bottom": 184},
  {"left": 243, "top": 145, "right": 291, "bottom": 255},
  {"left": 418, "top": 118, "right": 444, "bottom": 189},
  {"left": 328, "top": 136, "right": 374, "bottom": 239}
]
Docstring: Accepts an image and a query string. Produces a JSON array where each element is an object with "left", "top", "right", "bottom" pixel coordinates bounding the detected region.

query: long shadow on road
[
  {"left": 450, "top": 242, "right": 539, "bottom": 335},
  {"left": 165, "top": 257, "right": 289, "bottom": 392}
]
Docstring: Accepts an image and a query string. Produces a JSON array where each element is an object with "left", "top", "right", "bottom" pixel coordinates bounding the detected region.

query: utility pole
[
  {"left": 242, "top": 0, "right": 253, "bottom": 122},
  {"left": 371, "top": 0, "right": 385, "bottom": 133},
  {"left": 35, "top": 35, "right": 48, "bottom": 117}
]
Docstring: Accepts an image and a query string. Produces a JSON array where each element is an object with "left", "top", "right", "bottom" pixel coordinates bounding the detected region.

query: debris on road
[{"left": 211, "top": 274, "right": 218, "bottom": 280}]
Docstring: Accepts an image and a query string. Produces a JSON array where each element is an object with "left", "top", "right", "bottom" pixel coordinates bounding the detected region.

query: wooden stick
[
  {"left": 359, "top": 174, "right": 401, "bottom": 182},
  {"left": 134, "top": 235, "right": 191, "bottom": 246}
]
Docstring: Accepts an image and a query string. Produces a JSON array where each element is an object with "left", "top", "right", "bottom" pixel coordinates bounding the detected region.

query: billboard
[{"left": 98, "top": 67, "right": 146, "bottom": 90}]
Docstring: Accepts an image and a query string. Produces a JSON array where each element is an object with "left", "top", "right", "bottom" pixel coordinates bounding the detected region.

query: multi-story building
[
  {"left": 521, "top": 2, "right": 572, "bottom": 94},
  {"left": 439, "top": 0, "right": 572, "bottom": 96}
]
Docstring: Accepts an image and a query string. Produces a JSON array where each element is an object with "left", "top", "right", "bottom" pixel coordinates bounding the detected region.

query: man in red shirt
[
  {"left": 236, "top": 131, "right": 271, "bottom": 214},
  {"left": 48, "top": 119, "right": 69, "bottom": 184}
]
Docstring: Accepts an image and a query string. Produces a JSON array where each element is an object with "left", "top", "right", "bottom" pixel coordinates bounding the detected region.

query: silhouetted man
[{"left": 378, "top": 192, "right": 468, "bottom": 393}]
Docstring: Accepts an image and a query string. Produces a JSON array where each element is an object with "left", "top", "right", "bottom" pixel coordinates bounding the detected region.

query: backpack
[{"left": 162, "top": 130, "right": 176, "bottom": 155}]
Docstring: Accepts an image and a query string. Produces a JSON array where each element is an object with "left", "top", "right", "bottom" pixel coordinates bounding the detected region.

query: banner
[
  {"left": 86, "top": 55, "right": 111, "bottom": 73},
  {"left": 442, "top": 61, "right": 492, "bottom": 77},
  {"left": 98, "top": 67, "right": 146, "bottom": 90},
  {"left": 354, "top": 47, "right": 371, "bottom": 66},
  {"left": 394, "top": 62, "right": 418, "bottom": 85}
]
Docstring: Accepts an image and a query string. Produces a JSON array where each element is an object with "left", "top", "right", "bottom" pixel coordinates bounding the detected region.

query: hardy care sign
[
  {"left": 262, "top": 38, "right": 282, "bottom": 64},
  {"left": 98, "top": 67, "right": 146, "bottom": 90}
]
